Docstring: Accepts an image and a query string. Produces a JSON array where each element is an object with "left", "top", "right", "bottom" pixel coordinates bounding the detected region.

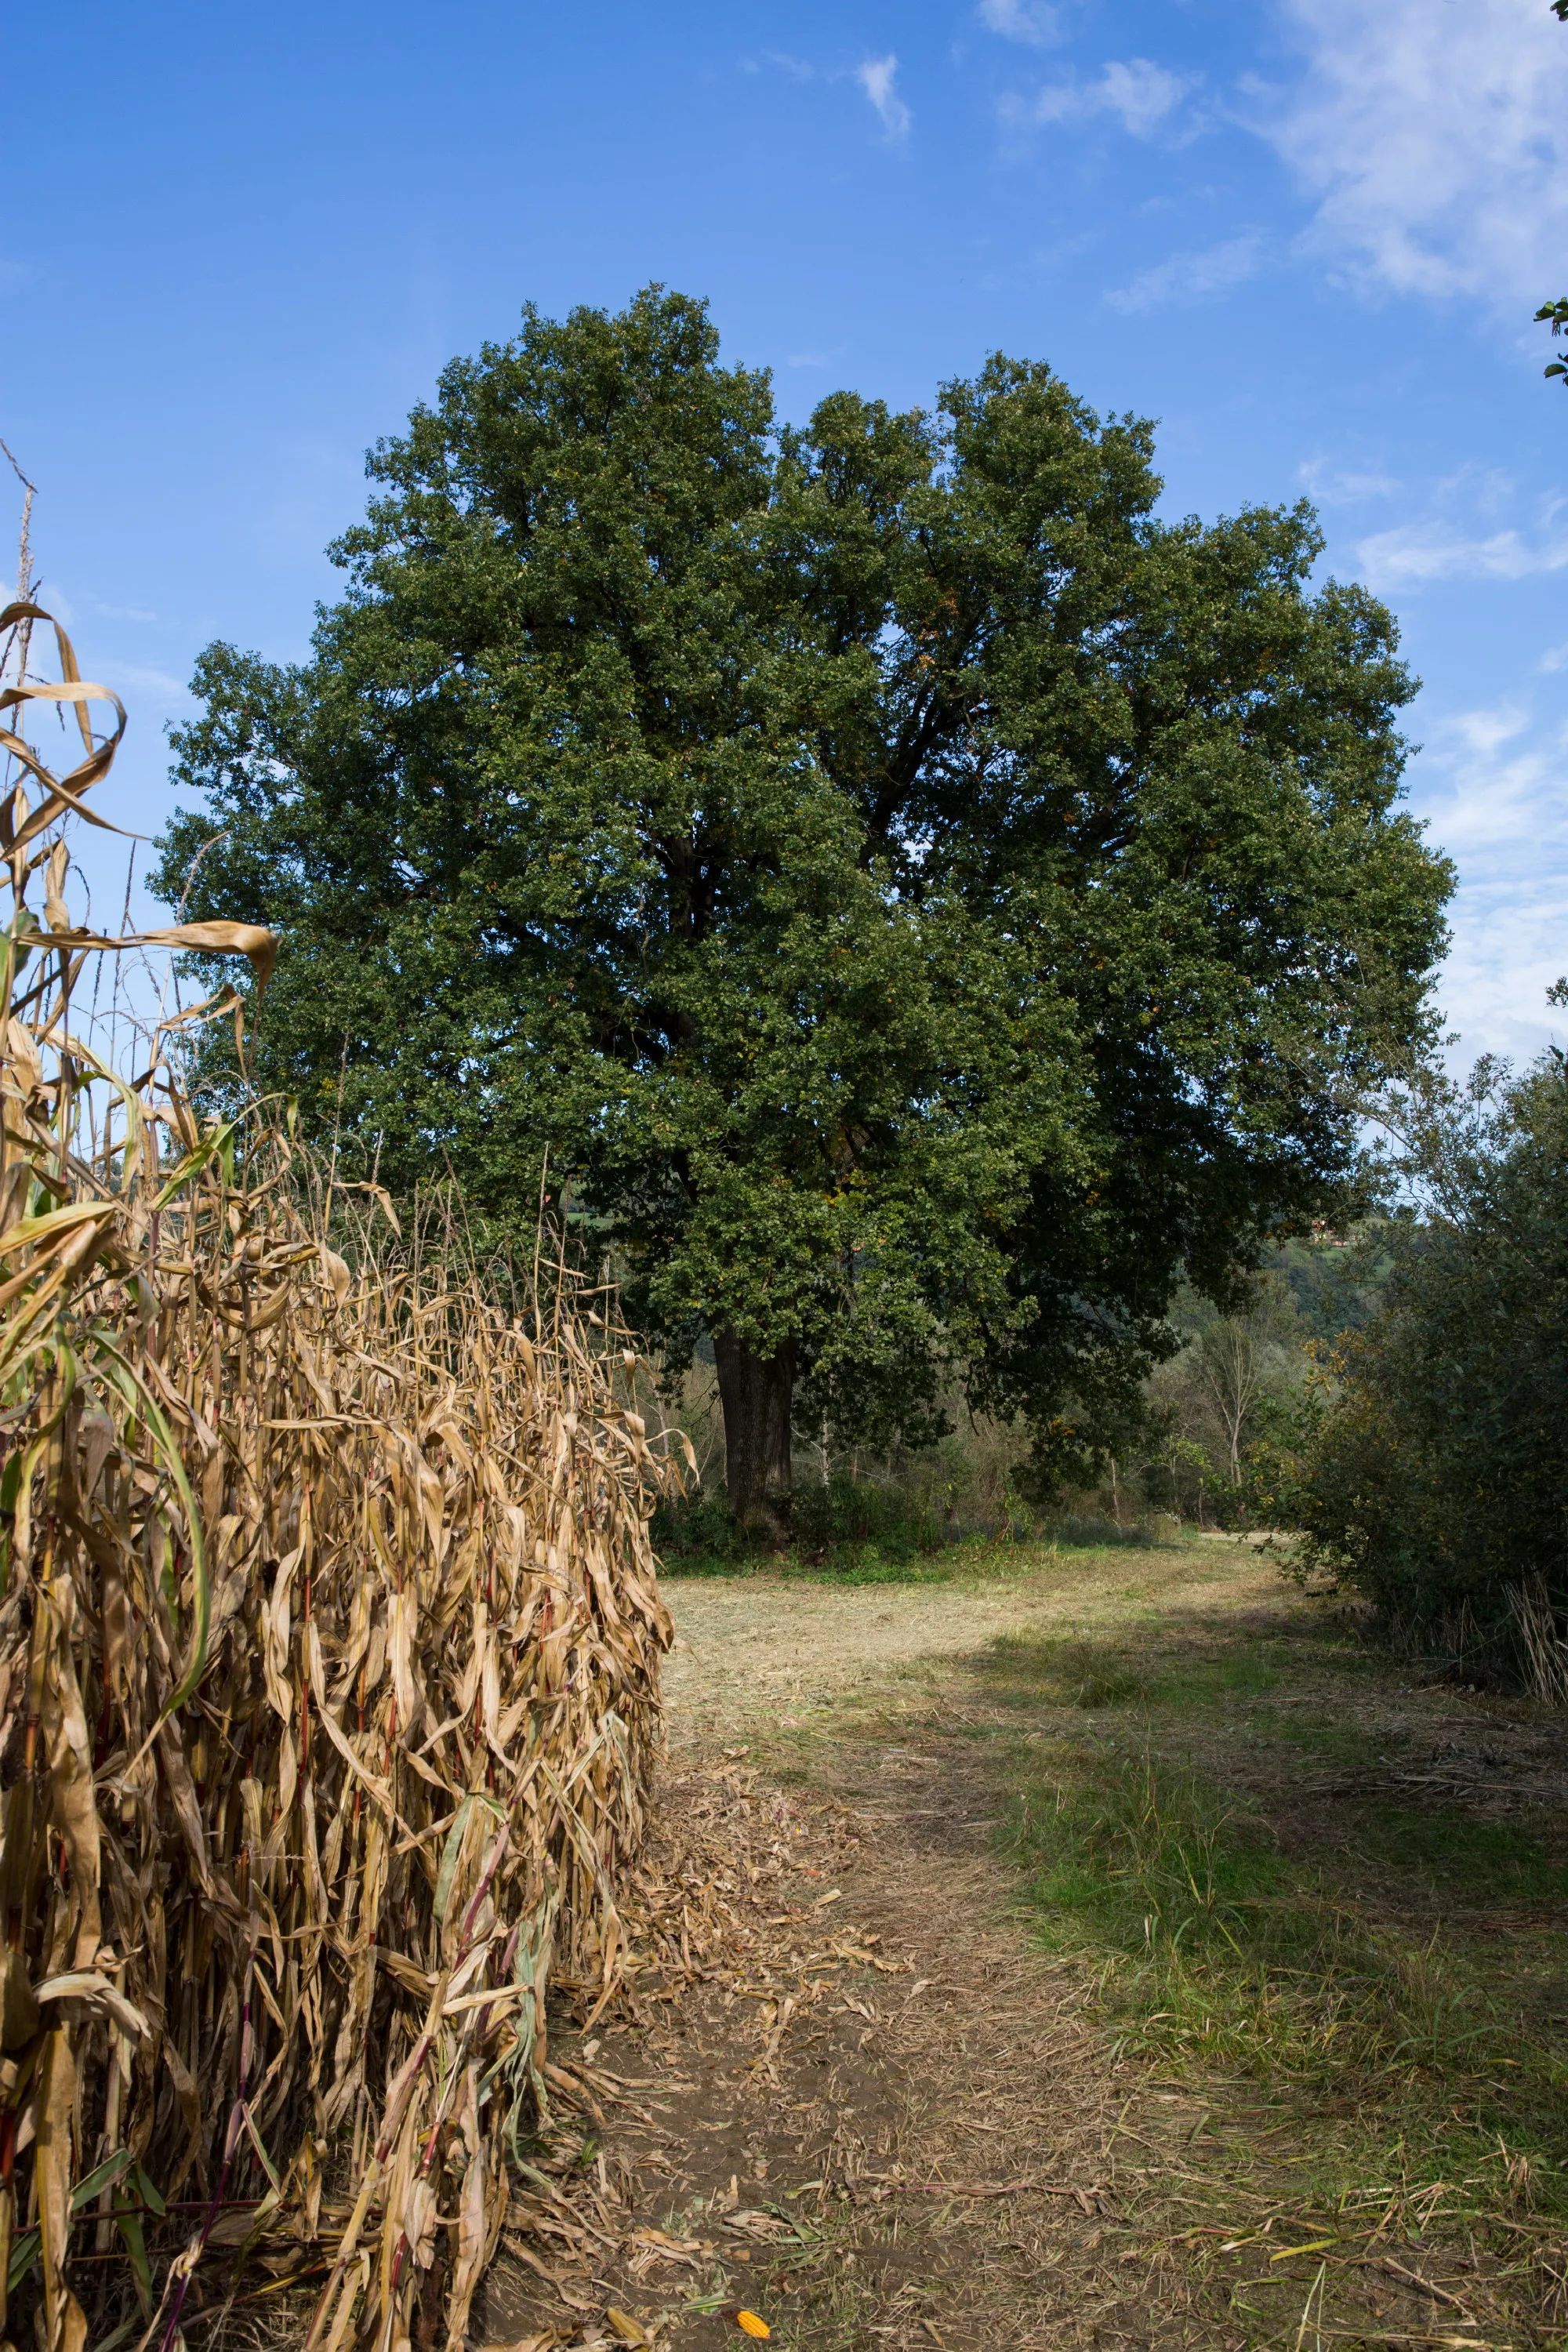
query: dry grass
[
  {"left": 641, "top": 1545, "right": 1568, "bottom": 2348},
  {"left": 0, "top": 599, "right": 685, "bottom": 2350}
]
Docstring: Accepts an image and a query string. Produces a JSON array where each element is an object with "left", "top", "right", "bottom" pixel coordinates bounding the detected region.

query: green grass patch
[
  {"left": 981, "top": 1626, "right": 1568, "bottom": 2223},
  {"left": 1011, "top": 1748, "right": 1298, "bottom": 1958},
  {"left": 658, "top": 1534, "right": 1179, "bottom": 1588},
  {"left": 659, "top": 1538, "right": 1007, "bottom": 1587},
  {"left": 983, "top": 1635, "right": 1155, "bottom": 1709},
  {"left": 1355, "top": 1803, "right": 1568, "bottom": 1913}
]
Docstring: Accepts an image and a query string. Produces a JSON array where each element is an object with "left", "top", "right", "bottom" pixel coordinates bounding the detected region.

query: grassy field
[
  {"left": 977, "top": 1544, "right": 1568, "bottom": 2339},
  {"left": 652, "top": 1500, "right": 1160, "bottom": 1586},
  {"left": 989, "top": 1601, "right": 1565, "bottom": 2194}
]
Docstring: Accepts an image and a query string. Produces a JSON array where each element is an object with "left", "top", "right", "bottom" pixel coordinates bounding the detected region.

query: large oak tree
[{"left": 154, "top": 288, "right": 1450, "bottom": 1526}]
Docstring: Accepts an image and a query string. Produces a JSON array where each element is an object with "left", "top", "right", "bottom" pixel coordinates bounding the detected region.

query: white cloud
[
  {"left": 1026, "top": 56, "right": 1192, "bottom": 138},
  {"left": 1258, "top": 0, "right": 1568, "bottom": 303},
  {"left": 1297, "top": 459, "right": 1401, "bottom": 506},
  {"left": 1106, "top": 231, "right": 1265, "bottom": 313},
  {"left": 978, "top": 0, "right": 1060, "bottom": 45},
  {"left": 746, "top": 45, "right": 913, "bottom": 144},
  {"left": 1354, "top": 522, "right": 1568, "bottom": 589},
  {"left": 759, "top": 49, "right": 815, "bottom": 82},
  {"left": 95, "top": 660, "right": 189, "bottom": 704},
  {"left": 1406, "top": 702, "right": 1568, "bottom": 1062},
  {"left": 85, "top": 597, "right": 158, "bottom": 625},
  {"left": 857, "top": 54, "right": 910, "bottom": 140},
  {"left": 35, "top": 586, "right": 159, "bottom": 629},
  {"left": 1445, "top": 705, "right": 1530, "bottom": 763}
]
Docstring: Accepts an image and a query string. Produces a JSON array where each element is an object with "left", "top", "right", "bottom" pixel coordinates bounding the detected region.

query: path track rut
[{"left": 478, "top": 1549, "right": 1283, "bottom": 2352}]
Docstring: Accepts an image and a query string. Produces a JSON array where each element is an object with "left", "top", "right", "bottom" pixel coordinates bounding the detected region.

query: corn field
[{"left": 0, "top": 596, "right": 683, "bottom": 2350}]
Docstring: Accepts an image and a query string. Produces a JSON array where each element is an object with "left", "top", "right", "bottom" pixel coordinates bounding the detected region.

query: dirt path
[
  {"left": 479, "top": 1550, "right": 1273, "bottom": 2352},
  {"left": 477, "top": 1546, "right": 1557, "bottom": 2352}
]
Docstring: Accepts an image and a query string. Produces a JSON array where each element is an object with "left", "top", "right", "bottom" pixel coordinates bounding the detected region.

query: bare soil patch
[{"left": 477, "top": 1740, "right": 1159, "bottom": 2352}]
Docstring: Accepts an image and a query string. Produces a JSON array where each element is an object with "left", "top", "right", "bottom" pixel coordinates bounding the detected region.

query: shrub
[
  {"left": 1290, "top": 1052, "right": 1568, "bottom": 1678},
  {"left": 653, "top": 1472, "right": 949, "bottom": 1569}
]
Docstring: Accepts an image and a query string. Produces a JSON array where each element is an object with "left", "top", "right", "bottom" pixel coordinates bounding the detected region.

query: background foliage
[{"left": 1284, "top": 1051, "right": 1568, "bottom": 1676}]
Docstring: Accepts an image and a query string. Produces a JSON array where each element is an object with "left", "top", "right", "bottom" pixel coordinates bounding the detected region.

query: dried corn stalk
[{"left": 0, "top": 600, "right": 684, "bottom": 2351}]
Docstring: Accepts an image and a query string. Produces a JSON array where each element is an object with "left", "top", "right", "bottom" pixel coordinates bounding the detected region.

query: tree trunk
[
  {"left": 713, "top": 1330, "right": 794, "bottom": 1537},
  {"left": 1200, "top": 1320, "right": 1257, "bottom": 1488}
]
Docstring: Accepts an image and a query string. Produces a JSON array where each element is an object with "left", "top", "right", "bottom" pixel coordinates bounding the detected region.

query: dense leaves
[
  {"left": 1290, "top": 1054, "right": 1568, "bottom": 1664},
  {"left": 154, "top": 287, "right": 1450, "bottom": 1514}
]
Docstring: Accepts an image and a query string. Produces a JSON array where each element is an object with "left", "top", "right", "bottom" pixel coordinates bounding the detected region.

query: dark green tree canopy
[{"left": 155, "top": 287, "right": 1451, "bottom": 1521}]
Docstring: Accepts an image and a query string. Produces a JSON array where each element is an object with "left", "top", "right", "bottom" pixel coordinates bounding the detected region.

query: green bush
[
  {"left": 648, "top": 1492, "right": 758, "bottom": 1568},
  {"left": 1290, "top": 1051, "right": 1568, "bottom": 1675},
  {"left": 652, "top": 1473, "right": 952, "bottom": 1571},
  {"left": 787, "top": 1475, "right": 946, "bottom": 1562},
  {"left": 1047, "top": 1512, "right": 1156, "bottom": 1548}
]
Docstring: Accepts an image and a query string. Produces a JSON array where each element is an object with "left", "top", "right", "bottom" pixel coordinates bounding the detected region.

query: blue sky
[{"left": 6, "top": 0, "right": 1567, "bottom": 1066}]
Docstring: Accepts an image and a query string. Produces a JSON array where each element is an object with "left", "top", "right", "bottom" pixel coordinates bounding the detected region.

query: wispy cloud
[
  {"left": 1297, "top": 459, "right": 1402, "bottom": 507},
  {"left": 1405, "top": 700, "right": 1568, "bottom": 1062},
  {"left": 1254, "top": 0, "right": 1568, "bottom": 304},
  {"left": 58, "top": 591, "right": 160, "bottom": 626},
  {"left": 95, "top": 659, "right": 189, "bottom": 704},
  {"left": 1355, "top": 523, "right": 1568, "bottom": 590},
  {"left": 1105, "top": 231, "right": 1264, "bottom": 313},
  {"left": 977, "top": 0, "right": 1061, "bottom": 46},
  {"left": 43, "top": 585, "right": 161, "bottom": 627},
  {"left": 1444, "top": 705, "right": 1532, "bottom": 764},
  {"left": 757, "top": 49, "right": 815, "bottom": 82},
  {"left": 857, "top": 54, "right": 910, "bottom": 140},
  {"left": 743, "top": 45, "right": 912, "bottom": 144},
  {"left": 1020, "top": 56, "right": 1192, "bottom": 139}
]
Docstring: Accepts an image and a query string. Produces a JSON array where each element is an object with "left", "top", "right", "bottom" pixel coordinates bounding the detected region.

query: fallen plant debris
[
  {"left": 532, "top": 1569, "right": 1568, "bottom": 2352},
  {"left": 471, "top": 1752, "right": 938, "bottom": 2350},
  {"left": 0, "top": 599, "right": 689, "bottom": 2350}
]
